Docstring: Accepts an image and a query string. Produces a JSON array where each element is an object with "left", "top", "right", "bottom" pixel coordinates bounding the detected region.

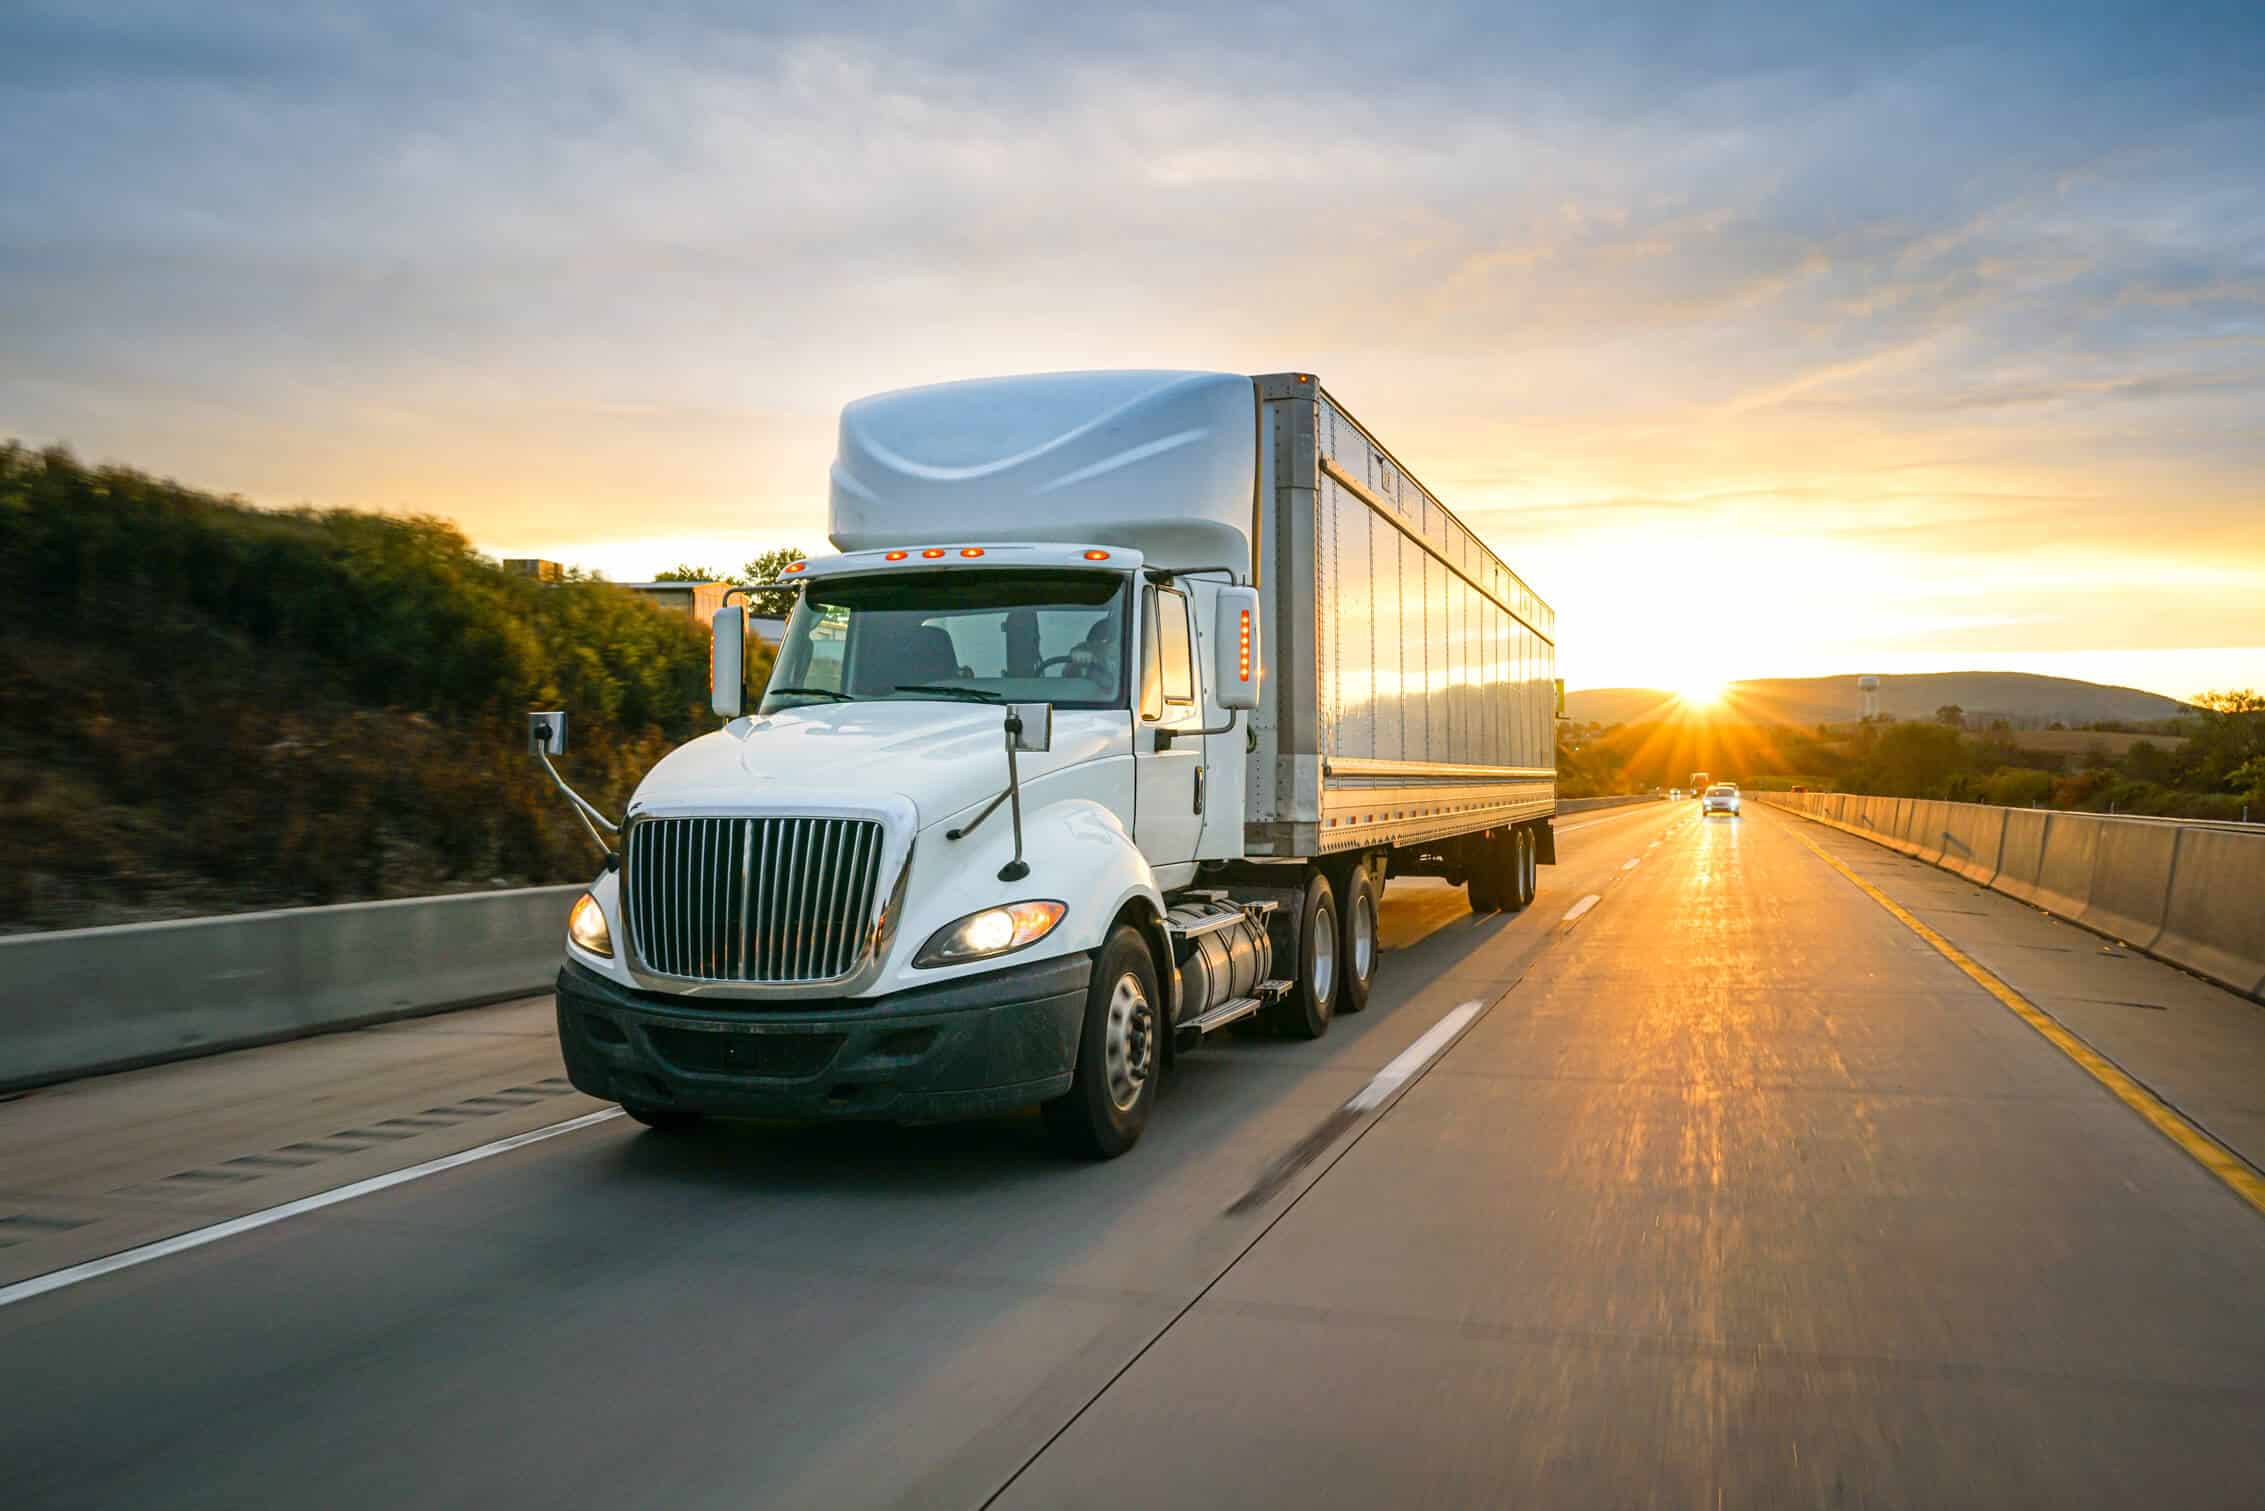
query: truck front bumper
[{"left": 553, "top": 954, "right": 1089, "bottom": 1121}]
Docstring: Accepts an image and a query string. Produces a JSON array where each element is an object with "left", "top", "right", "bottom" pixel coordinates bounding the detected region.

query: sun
[{"left": 1676, "top": 676, "right": 1727, "bottom": 708}]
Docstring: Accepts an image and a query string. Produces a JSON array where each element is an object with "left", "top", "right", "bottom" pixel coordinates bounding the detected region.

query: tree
[
  {"left": 1935, "top": 704, "right": 1964, "bottom": 728},
  {"left": 652, "top": 563, "right": 725, "bottom": 582},
  {"left": 738, "top": 546, "right": 809, "bottom": 618}
]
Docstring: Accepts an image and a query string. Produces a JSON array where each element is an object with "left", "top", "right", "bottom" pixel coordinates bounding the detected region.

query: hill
[
  {"left": 1567, "top": 672, "right": 2191, "bottom": 729},
  {"left": 0, "top": 442, "right": 754, "bottom": 933}
]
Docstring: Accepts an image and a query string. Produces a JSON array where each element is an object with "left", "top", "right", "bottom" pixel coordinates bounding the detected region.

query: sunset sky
[{"left": 5, "top": 2, "right": 2261, "bottom": 697}]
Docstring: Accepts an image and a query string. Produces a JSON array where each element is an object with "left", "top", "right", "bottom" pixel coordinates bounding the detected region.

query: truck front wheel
[{"left": 1043, "top": 926, "right": 1160, "bottom": 1159}]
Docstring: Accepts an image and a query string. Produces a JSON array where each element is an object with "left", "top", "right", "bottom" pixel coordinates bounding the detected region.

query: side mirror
[
  {"left": 527, "top": 710, "right": 567, "bottom": 755},
  {"left": 711, "top": 606, "right": 747, "bottom": 718},
  {"left": 1213, "top": 585, "right": 1261, "bottom": 711},
  {"left": 1008, "top": 701, "right": 1053, "bottom": 753}
]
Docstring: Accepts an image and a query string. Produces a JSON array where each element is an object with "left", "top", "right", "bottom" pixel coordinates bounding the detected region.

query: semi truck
[{"left": 533, "top": 370, "right": 1558, "bottom": 1157}]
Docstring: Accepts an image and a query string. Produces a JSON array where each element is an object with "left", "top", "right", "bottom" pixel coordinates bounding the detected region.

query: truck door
[{"left": 1135, "top": 584, "right": 1205, "bottom": 888}]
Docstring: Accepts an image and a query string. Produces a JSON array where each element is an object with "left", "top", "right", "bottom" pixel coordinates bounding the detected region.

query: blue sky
[{"left": 4, "top": 1, "right": 2262, "bottom": 694}]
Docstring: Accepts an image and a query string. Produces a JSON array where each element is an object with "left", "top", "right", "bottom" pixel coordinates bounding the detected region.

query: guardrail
[
  {"left": 5, "top": 795, "right": 1653, "bottom": 1091},
  {"left": 1759, "top": 793, "right": 2265, "bottom": 1002},
  {"left": 0, "top": 886, "right": 581, "bottom": 1092}
]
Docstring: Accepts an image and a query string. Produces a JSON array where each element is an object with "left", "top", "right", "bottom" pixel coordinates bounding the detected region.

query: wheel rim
[
  {"left": 1352, "top": 889, "right": 1376, "bottom": 980},
  {"left": 1311, "top": 901, "right": 1337, "bottom": 1002},
  {"left": 1102, "top": 971, "right": 1154, "bottom": 1113}
]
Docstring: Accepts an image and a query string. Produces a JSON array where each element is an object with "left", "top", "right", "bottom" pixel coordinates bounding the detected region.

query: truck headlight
[
  {"left": 568, "top": 892, "right": 613, "bottom": 958},
  {"left": 914, "top": 900, "right": 1066, "bottom": 967}
]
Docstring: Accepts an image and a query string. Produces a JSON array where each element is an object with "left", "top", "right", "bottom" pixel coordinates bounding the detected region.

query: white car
[{"left": 1701, "top": 783, "right": 1741, "bottom": 817}]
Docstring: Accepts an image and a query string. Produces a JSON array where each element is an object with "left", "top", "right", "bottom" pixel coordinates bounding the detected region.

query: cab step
[{"left": 1172, "top": 978, "right": 1294, "bottom": 1052}]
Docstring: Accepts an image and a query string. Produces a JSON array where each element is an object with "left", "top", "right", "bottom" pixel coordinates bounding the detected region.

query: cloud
[{"left": 3, "top": 1, "right": 2262, "bottom": 689}]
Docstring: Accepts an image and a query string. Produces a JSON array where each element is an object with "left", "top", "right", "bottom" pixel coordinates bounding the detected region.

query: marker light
[
  {"left": 783, "top": 560, "right": 806, "bottom": 573},
  {"left": 567, "top": 892, "right": 613, "bottom": 958},
  {"left": 959, "top": 547, "right": 985, "bottom": 558},
  {"left": 921, "top": 548, "right": 947, "bottom": 559},
  {"left": 1238, "top": 608, "right": 1252, "bottom": 681},
  {"left": 1083, "top": 550, "right": 1111, "bottom": 561},
  {"left": 884, "top": 550, "right": 910, "bottom": 561},
  {"left": 914, "top": 900, "right": 1067, "bottom": 967}
]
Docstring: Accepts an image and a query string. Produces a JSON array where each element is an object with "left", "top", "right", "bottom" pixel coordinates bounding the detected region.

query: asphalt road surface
[{"left": 4, "top": 801, "right": 2263, "bottom": 1508}]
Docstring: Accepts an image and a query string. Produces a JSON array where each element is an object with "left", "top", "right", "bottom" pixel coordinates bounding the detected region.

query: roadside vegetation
[
  {"left": 1556, "top": 693, "right": 2264, "bottom": 820},
  {"left": 0, "top": 442, "right": 771, "bottom": 933}
]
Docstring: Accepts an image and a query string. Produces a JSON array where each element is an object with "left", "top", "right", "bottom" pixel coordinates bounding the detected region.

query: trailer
[{"left": 533, "top": 370, "right": 1557, "bottom": 1157}]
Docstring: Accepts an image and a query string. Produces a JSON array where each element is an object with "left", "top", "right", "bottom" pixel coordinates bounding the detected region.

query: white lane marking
[
  {"left": 1621, "top": 858, "right": 1640, "bottom": 871},
  {"left": 1348, "top": 999, "right": 1486, "bottom": 1111},
  {"left": 1560, "top": 894, "right": 1601, "bottom": 926},
  {"left": 0, "top": 1108, "right": 624, "bottom": 1309}
]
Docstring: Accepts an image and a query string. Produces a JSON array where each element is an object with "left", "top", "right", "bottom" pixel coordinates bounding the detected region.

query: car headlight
[
  {"left": 567, "top": 891, "right": 613, "bottom": 958},
  {"left": 914, "top": 900, "right": 1066, "bottom": 968}
]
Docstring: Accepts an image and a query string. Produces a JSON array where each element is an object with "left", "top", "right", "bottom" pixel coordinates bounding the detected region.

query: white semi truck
[{"left": 534, "top": 371, "right": 1558, "bottom": 1156}]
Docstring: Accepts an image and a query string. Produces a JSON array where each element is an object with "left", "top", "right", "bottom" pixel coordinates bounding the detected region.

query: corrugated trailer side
[{"left": 1248, "top": 372, "right": 1557, "bottom": 857}]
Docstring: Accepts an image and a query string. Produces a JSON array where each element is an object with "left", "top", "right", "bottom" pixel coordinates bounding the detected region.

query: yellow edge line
[{"left": 1776, "top": 813, "right": 2265, "bottom": 1220}]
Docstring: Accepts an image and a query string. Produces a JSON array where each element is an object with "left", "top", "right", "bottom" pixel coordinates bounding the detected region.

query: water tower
[{"left": 1858, "top": 675, "right": 1881, "bottom": 721}]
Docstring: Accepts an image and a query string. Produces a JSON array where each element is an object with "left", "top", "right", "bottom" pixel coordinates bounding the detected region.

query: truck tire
[
  {"left": 1466, "top": 831, "right": 1514, "bottom": 914},
  {"left": 1513, "top": 826, "right": 1539, "bottom": 910},
  {"left": 621, "top": 1102, "right": 704, "bottom": 1133},
  {"left": 1043, "top": 926, "right": 1160, "bottom": 1159},
  {"left": 1338, "top": 862, "right": 1380, "bottom": 1014},
  {"left": 1264, "top": 871, "right": 1338, "bottom": 1039}
]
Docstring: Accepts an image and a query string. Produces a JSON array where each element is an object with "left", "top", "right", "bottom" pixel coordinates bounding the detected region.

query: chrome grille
[{"left": 626, "top": 816, "right": 887, "bottom": 984}]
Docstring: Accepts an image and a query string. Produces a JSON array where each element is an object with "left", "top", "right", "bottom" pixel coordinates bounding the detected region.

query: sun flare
[{"left": 1676, "top": 677, "right": 1727, "bottom": 708}]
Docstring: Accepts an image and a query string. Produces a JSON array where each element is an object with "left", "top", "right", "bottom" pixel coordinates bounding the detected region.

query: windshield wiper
[
  {"left": 766, "top": 686, "right": 854, "bottom": 702},
  {"left": 894, "top": 684, "right": 1002, "bottom": 703}
]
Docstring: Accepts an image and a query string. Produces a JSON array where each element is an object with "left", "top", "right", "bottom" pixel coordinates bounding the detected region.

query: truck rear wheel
[
  {"left": 1042, "top": 926, "right": 1159, "bottom": 1159},
  {"left": 1337, "top": 863, "right": 1380, "bottom": 1014},
  {"left": 1264, "top": 871, "right": 1338, "bottom": 1039},
  {"left": 1467, "top": 831, "right": 1514, "bottom": 914},
  {"left": 1514, "top": 827, "right": 1539, "bottom": 909}
]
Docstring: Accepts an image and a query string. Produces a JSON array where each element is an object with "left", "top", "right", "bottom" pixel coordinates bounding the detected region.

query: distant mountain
[{"left": 1566, "top": 673, "right": 2192, "bottom": 729}]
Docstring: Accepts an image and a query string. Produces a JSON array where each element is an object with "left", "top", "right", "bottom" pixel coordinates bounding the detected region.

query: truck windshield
[{"left": 761, "top": 569, "right": 1130, "bottom": 713}]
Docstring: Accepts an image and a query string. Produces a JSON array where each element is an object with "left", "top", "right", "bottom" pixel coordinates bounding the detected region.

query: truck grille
[{"left": 625, "top": 816, "right": 888, "bottom": 984}]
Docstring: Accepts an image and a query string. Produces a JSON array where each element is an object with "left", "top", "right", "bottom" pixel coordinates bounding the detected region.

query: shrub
[{"left": 0, "top": 442, "right": 769, "bottom": 930}]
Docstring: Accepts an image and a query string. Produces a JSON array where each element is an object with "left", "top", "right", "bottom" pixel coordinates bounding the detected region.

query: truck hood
[{"left": 627, "top": 702, "right": 1124, "bottom": 830}]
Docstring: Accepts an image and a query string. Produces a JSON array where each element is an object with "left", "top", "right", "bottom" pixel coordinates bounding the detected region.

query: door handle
[{"left": 1193, "top": 766, "right": 1207, "bottom": 815}]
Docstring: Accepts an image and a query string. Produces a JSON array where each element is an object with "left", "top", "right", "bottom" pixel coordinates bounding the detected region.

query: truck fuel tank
[{"left": 1166, "top": 897, "right": 1273, "bottom": 1024}]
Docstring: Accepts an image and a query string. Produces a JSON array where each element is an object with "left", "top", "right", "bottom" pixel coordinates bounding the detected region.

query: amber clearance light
[
  {"left": 783, "top": 560, "right": 807, "bottom": 574},
  {"left": 920, "top": 548, "right": 947, "bottom": 559},
  {"left": 1238, "top": 608, "right": 1252, "bottom": 681},
  {"left": 1082, "top": 549, "right": 1111, "bottom": 561},
  {"left": 884, "top": 549, "right": 909, "bottom": 561},
  {"left": 958, "top": 547, "right": 985, "bottom": 558}
]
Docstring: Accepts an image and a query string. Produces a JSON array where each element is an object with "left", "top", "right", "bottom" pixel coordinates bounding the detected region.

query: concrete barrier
[
  {"left": 2078, "top": 821, "right": 2181, "bottom": 949},
  {"left": 1994, "top": 809, "right": 2052, "bottom": 906},
  {"left": 2154, "top": 829, "right": 2265, "bottom": 998},
  {"left": 1771, "top": 793, "right": 2264, "bottom": 1001},
  {"left": 1556, "top": 795, "right": 1661, "bottom": 815},
  {"left": 1940, "top": 803, "right": 2007, "bottom": 886},
  {"left": 2031, "top": 814, "right": 2102, "bottom": 920},
  {"left": 1913, "top": 801, "right": 1954, "bottom": 866},
  {"left": 0, "top": 885, "right": 581, "bottom": 1091}
]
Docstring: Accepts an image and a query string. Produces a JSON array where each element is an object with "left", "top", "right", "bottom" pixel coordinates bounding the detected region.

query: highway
[{"left": 5, "top": 801, "right": 2264, "bottom": 1507}]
